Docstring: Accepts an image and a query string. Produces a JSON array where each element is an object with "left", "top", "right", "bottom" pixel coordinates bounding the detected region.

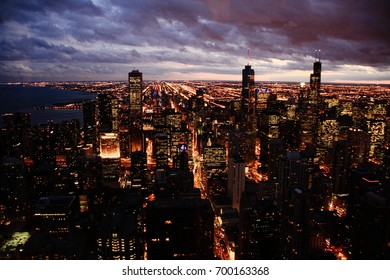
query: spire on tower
[{"left": 315, "top": 49, "right": 321, "bottom": 62}]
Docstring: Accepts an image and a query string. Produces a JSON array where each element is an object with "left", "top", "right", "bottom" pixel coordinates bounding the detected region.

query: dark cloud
[{"left": 0, "top": 0, "right": 389, "bottom": 81}]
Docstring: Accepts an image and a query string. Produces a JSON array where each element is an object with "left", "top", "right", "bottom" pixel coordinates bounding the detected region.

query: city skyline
[
  {"left": 0, "top": 60, "right": 389, "bottom": 260},
  {"left": 1, "top": 0, "right": 390, "bottom": 84}
]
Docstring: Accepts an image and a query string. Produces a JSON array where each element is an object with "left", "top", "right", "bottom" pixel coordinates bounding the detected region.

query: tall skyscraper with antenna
[
  {"left": 241, "top": 49, "right": 255, "bottom": 107},
  {"left": 240, "top": 50, "right": 256, "bottom": 165},
  {"left": 298, "top": 51, "right": 322, "bottom": 149}
]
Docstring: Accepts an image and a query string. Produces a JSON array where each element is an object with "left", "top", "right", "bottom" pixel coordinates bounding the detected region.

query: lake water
[{"left": 0, "top": 84, "right": 96, "bottom": 126}]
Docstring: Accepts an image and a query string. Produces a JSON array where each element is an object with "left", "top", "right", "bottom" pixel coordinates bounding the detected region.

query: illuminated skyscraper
[
  {"left": 155, "top": 132, "right": 169, "bottom": 168},
  {"left": 299, "top": 57, "right": 322, "bottom": 148},
  {"left": 310, "top": 60, "right": 321, "bottom": 91},
  {"left": 100, "top": 132, "right": 120, "bottom": 185},
  {"left": 128, "top": 70, "right": 144, "bottom": 153},
  {"left": 242, "top": 65, "right": 255, "bottom": 104},
  {"left": 241, "top": 63, "right": 256, "bottom": 166}
]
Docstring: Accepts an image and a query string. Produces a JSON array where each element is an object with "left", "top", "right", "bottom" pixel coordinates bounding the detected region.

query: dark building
[
  {"left": 347, "top": 128, "right": 370, "bottom": 169},
  {"left": 96, "top": 211, "right": 144, "bottom": 260},
  {"left": 279, "top": 150, "right": 314, "bottom": 259},
  {"left": 76, "top": 155, "right": 102, "bottom": 190},
  {"left": 280, "top": 119, "right": 300, "bottom": 150},
  {"left": 33, "top": 196, "right": 78, "bottom": 235},
  {"left": 237, "top": 184, "right": 281, "bottom": 260},
  {"left": 155, "top": 132, "right": 169, "bottom": 168},
  {"left": 22, "top": 231, "right": 86, "bottom": 260},
  {"left": 331, "top": 140, "right": 350, "bottom": 195},
  {"left": 354, "top": 192, "right": 390, "bottom": 259},
  {"left": 259, "top": 109, "right": 282, "bottom": 178},
  {"left": 0, "top": 156, "right": 27, "bottom": 220},
  {"left": 130, "top": 151, "right": 147, "bottom": 194},
  {"left": 146, "top": 198, "right": 214, "bottom": 259},
  {"left": 97, "top": 93, "right": 118, "bottom": 132},
  {"left": 30, "top": 122, "right": 57, "bottom": 166},
  {"left": 242, "top": 65, "right": 255, "bottom": 105},
  {"left": 347, "top": 169, "right": 390, "bottom": 259},
  {"left": 82, "top": 100, "right": 98, "bottom": 154},
  {"left": 167, "top": 169, "right": 194, "bottom": 197},
  {"left": 1, "top": 112, "right": 31, "bottom": 157}
]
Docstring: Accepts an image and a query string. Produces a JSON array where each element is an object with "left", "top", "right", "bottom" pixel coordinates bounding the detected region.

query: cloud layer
[{"left": 1, "top": 0, "right": 389, "bottom": 82}]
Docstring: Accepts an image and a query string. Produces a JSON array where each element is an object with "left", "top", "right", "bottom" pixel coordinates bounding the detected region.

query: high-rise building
[
  {"left": 347, "top": 128, "right": 370, "bottom": 168},
  {"left": 238, "top": 184, "right": 281, "bottom": 259},
  {"left": 228, "top": 155, "right": 245, "bottom": 211},
  {"left": 1, "top": 112, "right": 31, "bottom": 157},
  {"left": 203, "top": 144, "right": 227, "bottom": 195},
  {"left": 30, "top": 122, "right": 57, "bottom": 166},
  {"left": 298, "top": 58, "right": 322, "bottom": 148},
  {"left": 0, "top": 156, "right": 26, "bottom": 220},
  {"left": 279, "top": 150, "right": 314, "bottom": 259},
  {"left": 130, "top": 151, "right": 147, "bottom": 194},
  {"left": 76, "top": 156, "right": 102, "bottom": 190},
  {"left": 240, "top": 63, "right": 257, "bottom": 166},
  {"left": 259, "top": 109, "right": 281, "bottom": 178},
  {"left": 331, "top": 140, "right": 350, "bottom": 195},
  {"left": 242, "top": 65, "right": 255, "bottom": 106},
  {"left": 310, "top": 60, "right": 321, "bottom": 91},
  {"left": 99, "top": 132, "right": 120, "bottom": 185},
  {"left": 365, "top": 100, "right": 387, "bottom": 162},
  {"left": 347, "top": 168, "right": 389, "bottom": 259},
  {"left": 155, "top": 132, "right": 169, "bottom": 168},
  {"left": 128, "top": 70, "right": 144, "bottom": 153},
  {"left": 96, "top": 199, "right": 144, "bottom": 261},
  {"left": 82, "top": 100, "right": 98, "bottom": 154},
  {"left": 97, "top": 93, "right": 118, "bottom": 132}
]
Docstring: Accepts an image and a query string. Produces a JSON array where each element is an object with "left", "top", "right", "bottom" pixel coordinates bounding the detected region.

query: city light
[{"left": 0, "top": 59, "right": 389, "bottom": 263}]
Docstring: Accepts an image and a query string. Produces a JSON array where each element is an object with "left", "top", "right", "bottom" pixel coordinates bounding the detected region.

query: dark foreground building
[{"left": 146, "top": 198, "right": 214, "bottom": 259}]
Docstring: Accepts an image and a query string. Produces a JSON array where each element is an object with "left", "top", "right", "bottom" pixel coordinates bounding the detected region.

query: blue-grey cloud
[{"left": 0, "top": 0, "right": 389, "bottom": 81}]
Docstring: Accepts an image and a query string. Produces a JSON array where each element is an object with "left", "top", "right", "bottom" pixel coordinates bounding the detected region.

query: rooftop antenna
[
  {"left": 315, "top": 49, "right": 321, "bottom": 62},
  {"left": 247, "top": 48, "right": 250, "bottom": 65}
]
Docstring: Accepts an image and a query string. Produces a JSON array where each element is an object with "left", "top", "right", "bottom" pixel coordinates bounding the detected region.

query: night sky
[{"left": 1, "top": 0, "right": 389, "bottom": 83}]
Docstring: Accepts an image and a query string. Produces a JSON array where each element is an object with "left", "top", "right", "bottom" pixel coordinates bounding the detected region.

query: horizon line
[{"left": 1, "top": 80, "right": 390, "bottom": 86}]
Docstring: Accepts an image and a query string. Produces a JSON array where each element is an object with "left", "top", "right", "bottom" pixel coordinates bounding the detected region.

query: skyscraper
[
  {"left": 97, "top": 93, "right": 118, "bottom": 132},
  {"left": 298, "top": 56, "right": 322, "bottom": 148},
  {"left": 242, "top": 65, "right": 255, "bottom": 103},
  {"left": 228, "top": 155, "right": 246, "bottom": 211},
  {"left": 82, "top": 101, "right": 98, "bottom": 154},
  {"left": 128, "top": 70, "right": 144, "bottom": 153},
  {"left": 241, "top": 63, "right": 256, "bottom": 166}
]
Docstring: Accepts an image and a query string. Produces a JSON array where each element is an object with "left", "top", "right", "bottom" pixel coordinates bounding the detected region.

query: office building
[
  {"left": 128, "top": 70, "right": 144, "bottom": 153},
  {"left": 97, "top": 93, "right": 118, "bottom": 132},
  {"left": 228, "top": 155, "right": 245, "bottom": 211},
  {"left": 238, "top": 184, "right": 281, "bottom": 259}
]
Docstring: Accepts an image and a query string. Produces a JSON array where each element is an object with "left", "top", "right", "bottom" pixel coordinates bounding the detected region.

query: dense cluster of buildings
[{"left": 0, "top": 60, "right": 389, "bottom": 260}]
